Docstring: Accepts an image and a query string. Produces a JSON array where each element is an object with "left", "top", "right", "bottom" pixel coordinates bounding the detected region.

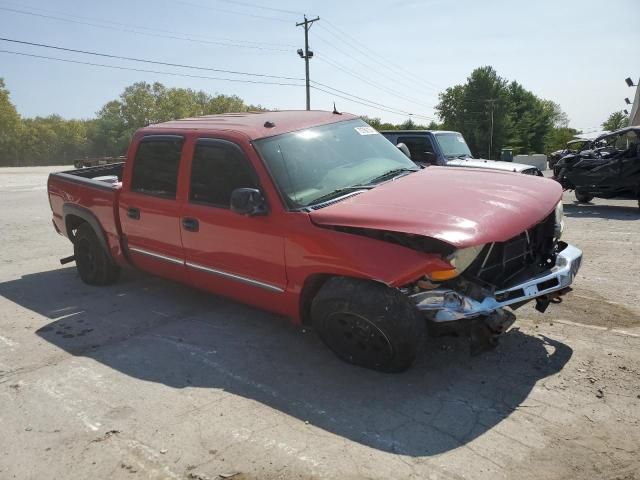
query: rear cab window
[
  {"left": 131, "top": 135, "right": 184, "bottom": 198},
  {"left": 189, "top": 139, "right": 257, "bottom": 208},
  {"left": 396, "top": 135, "right": 436, "bottom": 164}
]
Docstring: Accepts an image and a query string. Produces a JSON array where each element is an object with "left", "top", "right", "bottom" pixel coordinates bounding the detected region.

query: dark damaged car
[
  {"left": 548, "top": 139, "right": 592, "bottom": 169},
  {"left": 553, "top": 126, "right": 640, "bottom": 207}
]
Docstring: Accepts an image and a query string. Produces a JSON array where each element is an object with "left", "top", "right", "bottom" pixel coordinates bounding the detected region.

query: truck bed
[
  {"left": 48, "top": 162, "right": 126, "bottom": 264},
  {"left": 50, "top": 163, "right": 125, "bottom": 190}
]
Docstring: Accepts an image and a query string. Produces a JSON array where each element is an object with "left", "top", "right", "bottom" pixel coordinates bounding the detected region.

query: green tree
[
  {"left": 544, "top": 127, "right": 578, "bottom": 154},
  {"left": 436, "top": 66, "right": 567, "bottom": 158},
  {"left": 602, "top": 111, "right": 629, "bottom": 131},
  {"left": 16, "top": 115, "right": 90, "bottom": 165},
  {"left": 0, "top": 78, "right": 21, "bottom": 166},
  {"left": 437, "top": 67, "right": 512, "bottom": 159},
  {"left": 507, "top": 81, "right": 558, "bottom": 154}
]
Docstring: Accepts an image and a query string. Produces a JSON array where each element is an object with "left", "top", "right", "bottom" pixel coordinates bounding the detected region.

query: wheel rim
[
  {"left": 76, "top": 238, "right": 97, "bottom": 279},
  {"left": 323, "top": 312, "right": 394, "bottom": 367}
]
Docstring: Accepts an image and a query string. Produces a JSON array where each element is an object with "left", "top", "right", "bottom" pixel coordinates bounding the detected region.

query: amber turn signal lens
[{"left": 427, "top": 269, "right": 458, "bottom": 281}]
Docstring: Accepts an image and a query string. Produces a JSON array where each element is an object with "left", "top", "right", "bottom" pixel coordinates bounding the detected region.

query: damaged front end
[{"left": 402, "top": 209, "right": 582, "bottom": 351}]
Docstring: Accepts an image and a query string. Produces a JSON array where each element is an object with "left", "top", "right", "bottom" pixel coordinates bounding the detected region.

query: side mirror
[
  {"left": 423, "top": 151, "right": 436, "bottom": 163},
  {"left": 230, "top": 188, "right": 268, "bottom": 216},
  {"left": 396, "top": 143, "right": 411, "bottom": 159}
]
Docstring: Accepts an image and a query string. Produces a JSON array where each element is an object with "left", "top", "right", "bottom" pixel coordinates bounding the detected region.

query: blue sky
[{"left": 0, "top": 0, "right": 638, "bottom": 131}]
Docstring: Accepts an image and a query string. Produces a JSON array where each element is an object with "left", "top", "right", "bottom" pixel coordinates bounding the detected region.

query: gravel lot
[{"left": 1, "top": 166, "right": 639, "bottom": 480}]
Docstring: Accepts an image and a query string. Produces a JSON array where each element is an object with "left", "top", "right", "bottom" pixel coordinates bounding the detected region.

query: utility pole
[
  {"left": 489, "top": 101, "right": 494, "bottom": 160},
  {"left": 296, "top": 15, "right": 319, "bottom": 110},
  {"left": 484, "top": 99, "right": 496, "bottom": 160}
]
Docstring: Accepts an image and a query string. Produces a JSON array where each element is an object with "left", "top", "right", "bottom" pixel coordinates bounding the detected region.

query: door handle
[
  {"left": 182, "top": 217, "right": 199, "bottom": 232},
  {"left": 127, "top": 207, "right": 140, "bottom": 220}
]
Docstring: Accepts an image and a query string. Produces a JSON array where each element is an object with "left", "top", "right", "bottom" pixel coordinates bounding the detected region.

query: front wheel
[
  {"left": 311, "top": 277, "right": 425, "bottom": 372},
  {"left": 575, "top": 190, "right": 594, "bottom": 203}
]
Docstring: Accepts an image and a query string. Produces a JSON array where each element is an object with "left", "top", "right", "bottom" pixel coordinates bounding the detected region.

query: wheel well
[
  {"left": 65, "top": 214, "right": 87, "bottom": 242},
  {"left": 299, "top": 274, "right": 334, "bottom": 325},
  {"left": 298, "top": 274, "right": 391, "bottom": 324}
]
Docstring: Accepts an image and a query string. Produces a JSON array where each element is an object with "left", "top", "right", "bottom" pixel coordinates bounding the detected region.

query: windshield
[
  {"left": 254, "top": 119, "right": 418, "bottom": 208},
  {"left": 434, "top": 132, "right": 473, "bottom": 159}
]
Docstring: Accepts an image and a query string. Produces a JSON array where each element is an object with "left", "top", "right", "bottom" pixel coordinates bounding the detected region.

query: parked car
[
  {"left": 553, "top": 126, "right": 640, "bottom": 207},
  {"left": 48, "top": 111, "right": 582, "bottom": 372},
  {"left": 380, "top": 130, "right": 544, "bottom": 176},
  {"left": 548, "top": 139, "right": 592, "bottom": 169}
]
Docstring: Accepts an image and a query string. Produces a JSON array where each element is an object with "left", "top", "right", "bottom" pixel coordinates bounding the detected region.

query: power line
[
  {"left": 1, "top": 47, "right": 433, "bottom": 121},
  {"left": 0, "top": 47, "right": 432, "bottom": 119},
  {"left": 215, "top": 0, "right": 302, "bottom": 16},
  {"left": 322, "top": 19, "right": 442, "bottom": 92},
  {"left": 0, "top": 49, "right": 304, "bottom": 87},
  {"left": 316, "top": 55, "right": 435, "bottom": 109},
  {"left": 313, "top": 32, "right": 438, "bottom": 101},
  {"left": 0, "top": 37, "right": 303, "bottom": 81},
  {"left": 170, "top": 0, "right": 292, "bottom": 23},
  {"left": 0, "top": 6, "right": 293, "bottom": 52},
  {"left": 0, "top": 37, "right": 434, "bottom": 119},
  {"left": 0, "top": 3, "right": 296, "bottom": 47},
  {"left": 311, "top": 85, "right": 433, "bottom": 121},
  {"left": 311, "top": 80, "right": 434, "bottom": 120}
]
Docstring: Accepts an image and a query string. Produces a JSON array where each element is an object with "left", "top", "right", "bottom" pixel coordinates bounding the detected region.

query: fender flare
[{"left": 62, "top": 204, "right": 110, "bottom": 254}]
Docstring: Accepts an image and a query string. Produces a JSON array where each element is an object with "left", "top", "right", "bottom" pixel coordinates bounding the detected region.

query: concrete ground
[{"left": 1, "top": 166, "right": 639, "bottom": 480}]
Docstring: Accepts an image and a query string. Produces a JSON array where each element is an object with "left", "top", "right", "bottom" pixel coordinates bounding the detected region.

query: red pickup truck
[{"left": 48, "top": 110, "right": 582, "bottom": 372}]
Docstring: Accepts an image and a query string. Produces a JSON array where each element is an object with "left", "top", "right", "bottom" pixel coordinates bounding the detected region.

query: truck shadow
[
  {"left": 1, "top": 267, "right": 572, "bottom": 457},
  {"left": 564, "top": 202, "right": 639, "bottom": 220}
]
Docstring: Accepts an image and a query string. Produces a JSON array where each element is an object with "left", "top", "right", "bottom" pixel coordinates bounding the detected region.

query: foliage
[
  {"left": 435, "top": 66, "right": 568, "bottom": 158},
  {"left": 1, "top": 73, "right": 573, "bottom": 166},
  {"left": 0, "top": 79, "right": 21, "bottom": 166},
  {"left": 602, "top": 111, "right": 629, "bottom": 131},
  {"left": 0, "top": 79, "right": 266, "bottom": 166},
  {"left": 543, "top": 127, "right": 579, "bottom": 154},
  {"left": 360, "top": 115, "right": 442, "bottom": 131}
]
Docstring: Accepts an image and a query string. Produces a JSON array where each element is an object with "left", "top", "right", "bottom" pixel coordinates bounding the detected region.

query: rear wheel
[
  {"left": 311, "top": 277, "right": 425, "bottom": 372},
  {"left": 575, "top": 190, "right": 594, "bottom": 203},
  {"left": 73, "top": 223, "right": 120, "bottom": 285}
]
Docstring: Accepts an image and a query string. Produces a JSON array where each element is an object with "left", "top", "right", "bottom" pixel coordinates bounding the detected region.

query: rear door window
[
  {"left": 189, "top": 139, "right": 257, "bottom": 208},
  {"left": 131, "top": 136, "right": 184, "bottom": 198},
  {"left": 397, "top": 136, "right": 435, "bottom": 164}
]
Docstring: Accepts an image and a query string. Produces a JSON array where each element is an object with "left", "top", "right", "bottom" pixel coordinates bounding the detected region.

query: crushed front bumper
[{"left": 410, "top": 243, "right": 582, "bottom": 322}]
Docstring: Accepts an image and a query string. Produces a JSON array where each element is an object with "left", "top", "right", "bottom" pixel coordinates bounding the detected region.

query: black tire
[
  {"left": 73, "top": 223, "right": 120, "bottom": 285},
  {"left": 575, "top": 190, "right": 594, "bottom": 203},
  {"left": 311, "top": 277, "right": 425, "bottom": 372}
]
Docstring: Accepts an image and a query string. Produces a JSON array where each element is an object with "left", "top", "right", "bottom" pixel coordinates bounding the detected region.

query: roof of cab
[{"left": 142, "top": 110, "right": 358, "bottom": 140}]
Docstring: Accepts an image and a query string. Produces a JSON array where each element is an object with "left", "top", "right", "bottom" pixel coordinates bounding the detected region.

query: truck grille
[{"left": 464, "top": 213, "right": 557, "bottom": 288}]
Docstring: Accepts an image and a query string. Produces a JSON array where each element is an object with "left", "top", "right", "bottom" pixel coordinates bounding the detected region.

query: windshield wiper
[
  {"left": 307, "top": 185, "right": 374, "bottom": 207},
  {"left": 366, "top": 167, "right": 418, "bottom": 185}
]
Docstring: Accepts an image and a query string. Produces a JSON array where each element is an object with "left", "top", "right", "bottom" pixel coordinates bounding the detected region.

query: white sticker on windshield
[
  {"left": 354, "top": 126, "right": 379, "bottom": 135},
  {"left": 457, "top": 135, "right": 466, "bottom": 143}
]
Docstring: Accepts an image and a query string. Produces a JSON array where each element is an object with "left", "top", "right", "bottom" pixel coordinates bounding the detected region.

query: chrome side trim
[
  {"left": 128, "top": 246, "right": 184, "bottom": 265},
  {"left": 185, "top": 261, "right": 284, "bottom": 293}
]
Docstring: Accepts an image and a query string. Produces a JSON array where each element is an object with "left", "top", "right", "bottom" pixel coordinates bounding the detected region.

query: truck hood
[
  {"left": 309, "top": 167, "right": 562, "bottom": 248},
  {"left": 446, "top": 158, "right": 537, "bottom": 173}
]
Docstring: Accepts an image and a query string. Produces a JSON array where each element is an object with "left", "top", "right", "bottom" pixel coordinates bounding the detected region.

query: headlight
[
  {"left": 554, "top": 200, "right": 564, "bottom": 238},
  {"left": 427, "top": 244, "right": 485, "bottom": 282},
  {"left": 449, "top": 244, "right": 485, "bottom": 273}
]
